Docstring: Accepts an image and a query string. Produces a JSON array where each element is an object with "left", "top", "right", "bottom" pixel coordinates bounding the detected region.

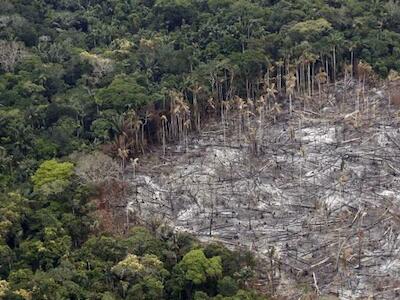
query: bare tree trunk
[
  {"left": 350, "top": 50, "right": 354, "bottom": 80},
  {"left": 311, "top": 62, "right": 315, "bottom": 96},
  {"left": 333, "top": 47, "right": 337, "bottom": 85},
  {"left": 325, "top": 57, "right": 330, "bottom": 85},
  {"left": 278, "top": 64, "right": 282, "bottom": 92},
  {"left": 162, "top": 119, "right": 167, "bottom": 157},
  {"left": 308, "top": 63, "right": 311, "bottom": 98},
  {"left": 246, "top": 78, "right": 250, "bottom": 99},
  {"left": 209, "top": 203, "right": 214, "bottom": 236}
]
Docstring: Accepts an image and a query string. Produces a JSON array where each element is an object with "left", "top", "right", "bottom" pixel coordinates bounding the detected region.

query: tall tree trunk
[
  {"left": 311, "top": 62, "right": 315, "bottom": 96},
  {"left": 308, "top": 63, "right": 311, "bottom": 98},
  {"left": 325, "top": 57, "right": 330, "bottom": 85},
  {"left": 278, "top": 64, "right": 282, "bottom": 92},
  {"left": 351, "top": 50, "right": 354, "bottom": 80},
  {"left": 333, "top": 47, "right": 337, "bottom": 85}
]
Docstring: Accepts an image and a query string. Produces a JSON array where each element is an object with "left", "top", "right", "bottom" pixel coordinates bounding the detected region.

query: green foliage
[
  {"left": 218, "top": 276, "right": 238, "bottom": 297},
  {"left": 31, "top": 159, "right": 74, "bottom": 195},
  {"left": 194, "top": 291, "right": 210, "bottom": 300},
  {"left": 178, "top": 249, "right": 222, "bottom": 285},
  {"left": 111, "top": 253, "right": 168, "bottom": 281},
  {"left": 95, "top": 74, "right": 150, "bottom": 111},
  {"left": 124, "top": 227, "right": 166, "bottom": 257},
  {"left": 288, "top": 18, "right": 332, "bottom": 42}
]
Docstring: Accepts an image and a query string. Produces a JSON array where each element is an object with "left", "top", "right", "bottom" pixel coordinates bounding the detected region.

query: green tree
[
  {"left": 178, "top": 249, "right": 222, "bottom": 285},
  {"left": 218, "top": 276, "right": 238, "bottom": 297},
  {"left": 95, "top": 75, "right": 150, "bottom": 112},
  {"left": 31, "top": 160, "right": 74, "bottom": 195}
]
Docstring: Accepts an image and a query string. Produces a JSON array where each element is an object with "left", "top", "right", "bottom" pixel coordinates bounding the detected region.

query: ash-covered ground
[{"left": 126, "top": 83, "right": 400, "bottom": 299}]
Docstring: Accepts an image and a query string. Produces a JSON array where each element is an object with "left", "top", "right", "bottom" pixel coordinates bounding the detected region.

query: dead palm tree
[
  {"left": 348, "top": 41, "right": 358, "bottom": 80},
  {"left": 117, "top": 145, "right": 129, "bottom": 179},
  {"left": 130, "top": 157, "right": 139, "bottom": 177},
  {"left": 343, "top": 64, "right": 352, "bottom": 85},
  {"left": 123, "top": 110, "right": 143, "bottom": 154},
  {"left": 269, "top": 102, "right": 282, "bottom": 123},
  {"left": 207, "top": 97, "right": 216, "bottom": 111},
  {"left": 265, "top": 64, "right": 275, "bottom": 89},
  {"left": 285, "top": 73, "right": 296, "bottom": 116},
  {"left": 355, "top": 87, "right": 362, "bottom": 112},
  {"left": 176, "top": 97, "right": 190, "bottom": 142},
  {"left": 235, "top": 96, "right": 245, "bottom": 143},
  {"left": 168, "top": 90, "right": 191, "bottom": 143},
  {"left": 161, "top": 115, "right": 168, "bottom": 157},
  {"left": 266, "top": 83, "right": 278, "bottom": 110},
  {"left": 315, "top": 69, "right": 328, "bottom": 109},
  {"left": 357, "top": 61, "right": 373, "bottom": 111},
  {"left": 257, "top": 95, "right": 266, "bottom": 120},
  {"left": 183, "top": 119, "right": 191, "bottom": 152},
  {"left": 221, "top": 99, "right": 231, "bottom": 146},
  {"left": 141, "top": 111, "right": 152, "bottom": 154},
  {"left": 169, "top": 90, "right": 180, "bottom": 140},
  {"left": 190, "top": 83, "right": 203, "bottom": 132},
  {"left": 388, "top": 70, "right": 400, "bottom": 109},
  {"left": 256, "top": 105, "right": 264, "bottom": 137}
]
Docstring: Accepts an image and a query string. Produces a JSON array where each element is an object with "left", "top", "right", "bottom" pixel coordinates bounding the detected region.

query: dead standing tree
[
  {"left": 0, "top": 40, "right": 25, "bottom": 72},
  {"left": 285, "top": 73, "right": 297, "bottom": 116}
]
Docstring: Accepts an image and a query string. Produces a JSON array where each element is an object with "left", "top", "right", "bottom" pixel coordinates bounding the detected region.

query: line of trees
[{"left": 1, "top": 0, "right": 400, "bottom": 187}]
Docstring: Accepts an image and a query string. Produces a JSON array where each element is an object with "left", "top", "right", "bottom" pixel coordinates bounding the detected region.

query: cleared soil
[{"left": 125, "top": 81, "right": 400, "bottom": 299}]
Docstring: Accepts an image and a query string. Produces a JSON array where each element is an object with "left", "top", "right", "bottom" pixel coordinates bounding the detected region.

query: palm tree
[
  {"left": 133, "top": 119, "right": 143, "bottom": 153},
  {"left": 357, "top": 61, "right": 373, "bottom": 111},
  {"left": 183, "top": 119, "right": 191, "bottom": 152},
  {"left": 192, "top": 84, "right": 202, "bottom": 133},
  {"left": 343, "top": 64, "right": 352, "bottom": 86},
  {"left": 303, "top": 52, "right": 318, "bottom": 97},
  {"left": 221, "top": 99, "right": 231, "bottom": 145},
  {"left": 276, "top": 60, "right": 284, "bottom": 93},
  {"left": 256, "top": 105, "right": 264, "bottom": 142},
  {"left": 269, "top": 102, "right": 282, "bottom": 123},
  {"left": 170, "top": 93, "right": 179, "bottom": 140},
  {"left": 141, "top": 111, "right": 151, "bottom": 154},
  {"left": 347, "top": 40, "right": 359, "bottom": 80},
  {"left": 161, "top": 115, "right": 168, "bottom": 157},
  {"left": 355, "top": 87, "right": 362, "bottom": 112},
  {"left": 256, "top": 95, "right": 266, "bottom": 126},
  {"left": 186, "top": 78, "right": 203, "bottom": 132},
  {"left": 266, "top": 83, "right": 278, "bottom": 110},
  {"left": 235, "top": 97, "right": 245, "bottom": 144},
  {"left": 117, "top": 145, "right": 129, "bottom": 180},
  {"left": 328, "top": 32, "right": 344, "bottom": 85},
  {"left": 388, "top": 70, "right": 400, "bottom": 109},
  {"left": 315, "top": 69, "right": 328, "bottom": 108},
  {"left": 207, "top": 97, "right": 216, "bottom": 111},
  {"left": 265, "top": 64, "right": 275, "bottom": 91},
  {"left": 285, "top": 73, "right": 296, "bottom": 116},
  {"left": 130, "top": 158, "right": 139, "bottom": 177},
  {"left": 176, "top": 97, "right": 190, "bottom": 142},
  {"left": 168, "top": 90, "right": 191, "bottom": 142}
]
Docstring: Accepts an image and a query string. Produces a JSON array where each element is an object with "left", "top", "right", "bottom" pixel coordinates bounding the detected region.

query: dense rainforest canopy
[{"left": 0, "top": 0, "right": 399, "bottom": 299}]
